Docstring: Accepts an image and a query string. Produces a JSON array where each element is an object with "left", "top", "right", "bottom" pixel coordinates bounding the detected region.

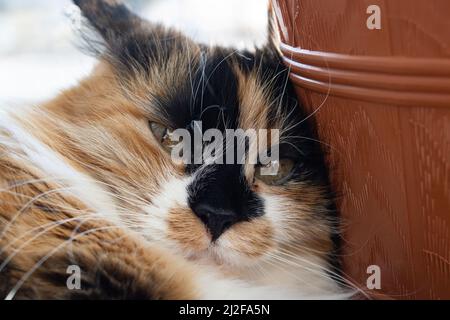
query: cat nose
[{"left": 191, "top": 203, "right": 239, "bottom": 241}]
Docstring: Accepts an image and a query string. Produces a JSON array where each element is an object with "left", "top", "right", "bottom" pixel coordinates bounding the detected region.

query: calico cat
[{"left": 0, "top": 0, "right": 349, "bottom": 299}]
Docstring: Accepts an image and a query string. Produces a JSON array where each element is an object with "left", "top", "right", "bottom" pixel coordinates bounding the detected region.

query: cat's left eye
[
  {"left": 148, "top": 122, "right": 176, "bottom": 152},
  {"left": 254, "top": 158, "right": 295, "bottom": 185}
]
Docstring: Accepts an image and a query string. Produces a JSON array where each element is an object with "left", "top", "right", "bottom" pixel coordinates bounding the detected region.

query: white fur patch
[
  {"left": 195, "top": 268, "right": 350, "bottom": 299},
  {"left": 141, "top": 175, "right": 192, "bottom": 241},
  {"left": 0, "top": 108, "right": 119, "bottom": 224}
]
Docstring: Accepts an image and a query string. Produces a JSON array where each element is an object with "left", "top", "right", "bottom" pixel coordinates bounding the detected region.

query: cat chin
[
  {"left": 193, "top": 265, "right": 351, "bottom": 300},
  {"left": 167, "top": 241, "right": 352, "bottom": 299}
]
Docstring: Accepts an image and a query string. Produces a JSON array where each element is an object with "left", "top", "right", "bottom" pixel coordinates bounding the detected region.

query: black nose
[{"left": 192, "top": 203, "right": 239, "bottom": 241}]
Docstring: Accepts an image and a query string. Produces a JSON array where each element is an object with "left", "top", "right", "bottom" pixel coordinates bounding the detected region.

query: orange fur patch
[
  {"left": 167, "top": 207, "right": 210, "bottom": 252},
  {"left": 222, "top": 217, "right": 274, "bottom": 258}
]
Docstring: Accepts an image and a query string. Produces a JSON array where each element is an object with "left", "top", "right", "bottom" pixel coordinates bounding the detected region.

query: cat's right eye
[
  {"left": 254, "top": 158, "right": 295, "bottom": 185},
  {"left": 148, "top": 122, "right": 177, "bottom": 152}
]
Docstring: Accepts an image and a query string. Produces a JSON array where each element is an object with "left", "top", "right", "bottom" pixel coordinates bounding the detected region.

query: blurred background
[{"left": 0, "top": 0, "right": 267, "bottom": 106}]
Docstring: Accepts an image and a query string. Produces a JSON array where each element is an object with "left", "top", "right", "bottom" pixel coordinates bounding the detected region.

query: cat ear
[
  {"left": 73, "top": 0, "right": 146, "bottom": 45},
  {"left": 73, "top": 0, "right": 184, "bottom": 75}
]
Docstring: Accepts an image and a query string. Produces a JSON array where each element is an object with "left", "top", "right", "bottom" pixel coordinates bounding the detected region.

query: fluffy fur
[{"left": 0, "top": 0, "right": 351, "bottom": 299}]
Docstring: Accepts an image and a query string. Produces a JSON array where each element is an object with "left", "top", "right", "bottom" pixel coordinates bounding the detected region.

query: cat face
[{"left": 59, "top": 0, "right": 338, "bottom": 276}]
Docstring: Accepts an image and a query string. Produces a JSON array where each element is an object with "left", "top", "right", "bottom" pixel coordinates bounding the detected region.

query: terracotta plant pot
[{"left": 272, "top": 0, "right": 450, "bottom": 299}]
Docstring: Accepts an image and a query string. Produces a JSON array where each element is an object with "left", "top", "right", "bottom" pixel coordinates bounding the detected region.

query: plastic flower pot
[{"left": 273, "top": 0, "right": 450, "bottom": 299}]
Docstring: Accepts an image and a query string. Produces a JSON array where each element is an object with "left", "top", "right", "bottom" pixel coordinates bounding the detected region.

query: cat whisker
[
  {"left": 275, "top": 248, "right": 368, "bottom": 298},
  {"left": 4, "top": 225, "right": 122, "bottom": 300},
  {"left": 0, "top": 215, "right": 102, "bottom": 272},
  {"left": 0, "top": 186, "right": 77, "bottom": 243},
  {"left": 264, "top": 251, "right": 358, "bottom": 298}
]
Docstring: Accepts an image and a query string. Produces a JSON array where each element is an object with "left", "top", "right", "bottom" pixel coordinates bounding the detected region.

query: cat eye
[
  {"left": 148, "top": 122, "right": 177, "bottom": 152},
  {"left": 254, "top": 158, "right": 295, "bottom": 185}
]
